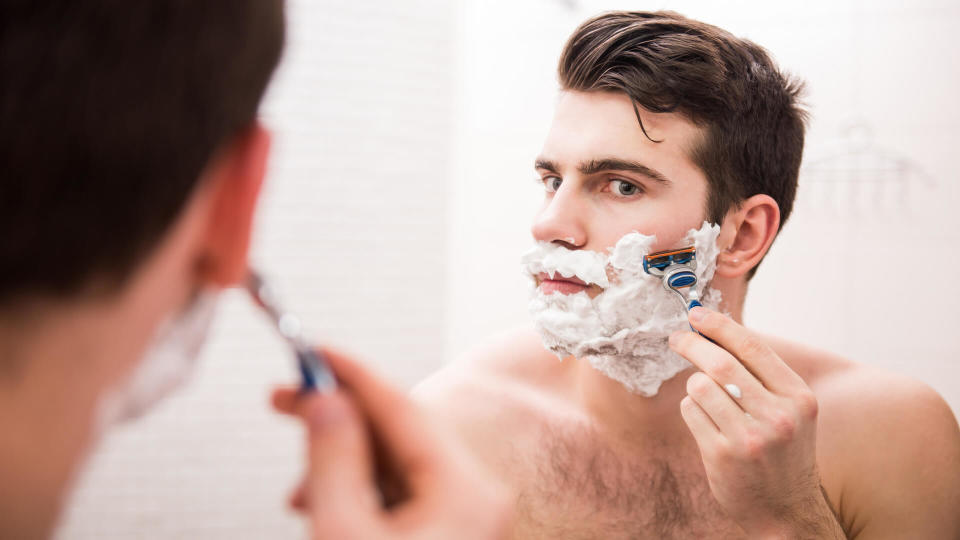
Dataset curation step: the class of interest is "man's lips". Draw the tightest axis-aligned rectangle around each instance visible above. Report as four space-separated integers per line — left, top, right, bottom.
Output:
537 272 592 295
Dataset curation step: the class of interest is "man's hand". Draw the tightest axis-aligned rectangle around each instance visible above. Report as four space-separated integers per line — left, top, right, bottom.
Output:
669 307 846 539
272 348 511 540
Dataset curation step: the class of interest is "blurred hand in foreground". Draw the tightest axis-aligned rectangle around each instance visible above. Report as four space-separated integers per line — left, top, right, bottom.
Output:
272 348 511 540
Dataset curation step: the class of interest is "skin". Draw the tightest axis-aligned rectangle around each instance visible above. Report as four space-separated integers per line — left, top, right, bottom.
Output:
414 90 960 539
0 123 508 540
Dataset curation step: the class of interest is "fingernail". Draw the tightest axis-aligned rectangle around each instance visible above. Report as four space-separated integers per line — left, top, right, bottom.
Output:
308 395 349 429
689 307 707 323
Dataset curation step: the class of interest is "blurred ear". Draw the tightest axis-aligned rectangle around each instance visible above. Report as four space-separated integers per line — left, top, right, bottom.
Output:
714 194 780 279
196 122 270 287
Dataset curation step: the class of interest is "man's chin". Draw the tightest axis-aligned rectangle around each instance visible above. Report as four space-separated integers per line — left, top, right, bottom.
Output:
582 348 692 397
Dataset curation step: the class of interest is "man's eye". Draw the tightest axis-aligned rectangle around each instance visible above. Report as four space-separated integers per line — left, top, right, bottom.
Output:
544 176 563 193
610 179 641 197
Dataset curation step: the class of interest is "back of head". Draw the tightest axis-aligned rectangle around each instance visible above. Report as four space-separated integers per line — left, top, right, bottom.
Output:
558 11 807 278
0 1 284 305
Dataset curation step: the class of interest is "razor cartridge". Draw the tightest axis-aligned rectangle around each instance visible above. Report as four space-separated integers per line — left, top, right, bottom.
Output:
642 246 697 277
643 246 709 337
643 246 700 306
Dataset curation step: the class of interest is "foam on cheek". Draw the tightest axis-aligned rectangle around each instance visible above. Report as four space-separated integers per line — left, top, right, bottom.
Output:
521 222 722 396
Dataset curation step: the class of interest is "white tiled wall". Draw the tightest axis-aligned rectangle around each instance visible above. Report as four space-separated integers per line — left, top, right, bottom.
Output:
57 0 960 538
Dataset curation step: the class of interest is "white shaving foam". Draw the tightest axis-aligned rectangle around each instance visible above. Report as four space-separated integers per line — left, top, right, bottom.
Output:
521 222 722 396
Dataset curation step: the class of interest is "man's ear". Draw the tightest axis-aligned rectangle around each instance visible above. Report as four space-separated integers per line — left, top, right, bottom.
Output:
196 122 271 287
714 194 780 279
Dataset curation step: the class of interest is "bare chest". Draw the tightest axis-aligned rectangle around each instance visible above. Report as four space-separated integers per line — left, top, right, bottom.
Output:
497 427 747 540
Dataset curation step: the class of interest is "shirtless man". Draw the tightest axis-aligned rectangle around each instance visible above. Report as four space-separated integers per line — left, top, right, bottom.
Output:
416 11 960 539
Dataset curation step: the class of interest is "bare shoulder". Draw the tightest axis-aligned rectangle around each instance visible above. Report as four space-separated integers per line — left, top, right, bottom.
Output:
414 326 556 401
767 335 960 538
412 327 572 461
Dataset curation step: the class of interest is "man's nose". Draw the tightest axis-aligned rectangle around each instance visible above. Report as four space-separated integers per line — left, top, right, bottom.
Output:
531 186 587 247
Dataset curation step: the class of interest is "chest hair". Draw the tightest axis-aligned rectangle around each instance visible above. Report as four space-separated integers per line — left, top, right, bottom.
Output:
505 423 746 540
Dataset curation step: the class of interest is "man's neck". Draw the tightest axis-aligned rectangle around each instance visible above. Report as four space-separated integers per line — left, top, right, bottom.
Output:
0 300 152 539
0 376 94 539
572 358 695 444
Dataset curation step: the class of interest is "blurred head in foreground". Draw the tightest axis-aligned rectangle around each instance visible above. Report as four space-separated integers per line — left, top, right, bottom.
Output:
0 2 283 537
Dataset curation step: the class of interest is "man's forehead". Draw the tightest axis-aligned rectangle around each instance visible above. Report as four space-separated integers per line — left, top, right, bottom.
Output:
553 90 647 132
553 90 697 133
546 90 703 163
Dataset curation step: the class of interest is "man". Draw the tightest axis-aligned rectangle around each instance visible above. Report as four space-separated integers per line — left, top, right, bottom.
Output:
415 11 960 539
0 3 507 539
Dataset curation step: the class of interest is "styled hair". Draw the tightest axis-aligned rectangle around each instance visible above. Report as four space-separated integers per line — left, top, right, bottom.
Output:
559 11 807 277
0 1 284 304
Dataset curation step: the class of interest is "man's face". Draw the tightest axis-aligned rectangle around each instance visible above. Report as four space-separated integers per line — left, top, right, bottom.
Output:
532 90 710 294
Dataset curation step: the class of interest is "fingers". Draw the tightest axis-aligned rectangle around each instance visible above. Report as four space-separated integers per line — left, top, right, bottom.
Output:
668 331 769 413
271 386 299 415
298 391 381 539
278 348 514 539
679 395 724 450
685 372 748 436
322 347 443 488
686 308 806 394
288 477 307 514
276 346 445 509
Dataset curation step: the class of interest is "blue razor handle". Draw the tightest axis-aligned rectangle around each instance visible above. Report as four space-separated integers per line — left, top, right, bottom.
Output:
296 347 338 393
246 270 339 394
684 298 716 344
687 299 704 332
666 270 701 330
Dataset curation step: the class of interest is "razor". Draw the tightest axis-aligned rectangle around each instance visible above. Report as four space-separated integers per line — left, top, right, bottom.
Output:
245 269 337 393
643 246 706 334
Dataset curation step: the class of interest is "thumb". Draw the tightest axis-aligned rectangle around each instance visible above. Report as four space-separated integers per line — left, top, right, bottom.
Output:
299 391 381 539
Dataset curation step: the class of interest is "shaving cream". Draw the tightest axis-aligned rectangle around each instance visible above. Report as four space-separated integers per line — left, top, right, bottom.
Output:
95 291 218 431
521 222 722 396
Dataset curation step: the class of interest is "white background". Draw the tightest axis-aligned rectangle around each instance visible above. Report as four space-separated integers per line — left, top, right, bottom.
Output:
57 0 960 538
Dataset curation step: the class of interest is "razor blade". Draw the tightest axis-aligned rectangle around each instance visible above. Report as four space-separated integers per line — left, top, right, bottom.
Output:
642 246 698 277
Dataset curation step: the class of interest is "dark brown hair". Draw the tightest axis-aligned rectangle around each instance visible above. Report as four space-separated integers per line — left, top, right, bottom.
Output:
0 1 284 304
559 11 806 278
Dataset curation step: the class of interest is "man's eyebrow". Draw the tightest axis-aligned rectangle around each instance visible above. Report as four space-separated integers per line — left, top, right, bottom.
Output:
579 158 672 186
534 158 559 173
